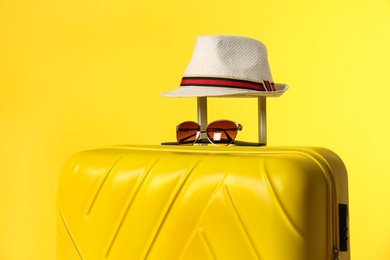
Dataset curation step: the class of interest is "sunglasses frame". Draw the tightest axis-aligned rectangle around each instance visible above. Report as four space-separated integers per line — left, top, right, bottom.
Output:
176 120 243 146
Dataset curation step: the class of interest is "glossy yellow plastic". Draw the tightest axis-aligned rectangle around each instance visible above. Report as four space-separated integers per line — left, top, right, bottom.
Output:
57 145 349 259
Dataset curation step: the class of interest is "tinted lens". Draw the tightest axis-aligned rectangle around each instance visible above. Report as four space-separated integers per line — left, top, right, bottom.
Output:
206 121 238 145
176 121 200 145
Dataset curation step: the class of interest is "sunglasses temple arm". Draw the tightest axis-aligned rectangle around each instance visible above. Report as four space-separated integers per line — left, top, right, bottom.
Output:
221 129 234 142
207 128 235 142
225 130 234 142
178 132 199 143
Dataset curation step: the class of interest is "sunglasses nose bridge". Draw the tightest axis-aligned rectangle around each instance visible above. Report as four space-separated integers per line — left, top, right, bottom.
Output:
198 125 207 140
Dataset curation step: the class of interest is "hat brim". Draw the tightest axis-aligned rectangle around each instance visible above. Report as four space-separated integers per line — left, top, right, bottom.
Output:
160 83 288 98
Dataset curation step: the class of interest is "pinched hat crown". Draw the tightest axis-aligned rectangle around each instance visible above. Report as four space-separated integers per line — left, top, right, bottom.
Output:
161 35 288 97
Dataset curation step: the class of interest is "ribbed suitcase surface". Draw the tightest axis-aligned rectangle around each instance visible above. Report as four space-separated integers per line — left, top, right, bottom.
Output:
57 145 349 260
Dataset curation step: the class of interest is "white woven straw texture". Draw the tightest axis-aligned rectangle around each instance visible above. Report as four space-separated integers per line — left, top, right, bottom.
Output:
161 35 288 98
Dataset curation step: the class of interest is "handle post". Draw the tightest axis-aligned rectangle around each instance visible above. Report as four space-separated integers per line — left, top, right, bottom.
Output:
258 97 267 145
197 97 208 144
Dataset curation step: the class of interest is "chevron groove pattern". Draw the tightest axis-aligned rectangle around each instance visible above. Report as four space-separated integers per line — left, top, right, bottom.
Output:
144 159 202 258
262 163 304 239
86 155 125 216
104 155 163 258
57 146 349 259
57 200 83 259
199 227 217 260
223 184 262 260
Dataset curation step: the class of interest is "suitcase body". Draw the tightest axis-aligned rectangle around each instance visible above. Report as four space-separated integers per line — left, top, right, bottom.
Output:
57 145 350 259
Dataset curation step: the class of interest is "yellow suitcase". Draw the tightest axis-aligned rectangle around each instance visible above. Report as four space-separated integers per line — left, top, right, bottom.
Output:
56 145 350 259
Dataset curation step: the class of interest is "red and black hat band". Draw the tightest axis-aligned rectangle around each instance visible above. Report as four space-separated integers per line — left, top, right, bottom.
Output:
180 77 276 92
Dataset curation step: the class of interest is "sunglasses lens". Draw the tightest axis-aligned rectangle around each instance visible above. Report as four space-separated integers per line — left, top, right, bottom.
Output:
176 121 200 145
207 121 238 145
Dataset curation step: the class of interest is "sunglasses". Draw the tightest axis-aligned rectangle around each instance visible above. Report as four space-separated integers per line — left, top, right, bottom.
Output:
161 120 265 146
176 120 242 146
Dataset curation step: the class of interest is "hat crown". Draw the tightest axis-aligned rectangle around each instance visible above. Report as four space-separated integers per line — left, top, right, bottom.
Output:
160 35 288 98
184 35 273 82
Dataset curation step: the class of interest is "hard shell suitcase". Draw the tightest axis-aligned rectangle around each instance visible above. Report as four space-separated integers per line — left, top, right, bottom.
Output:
56 145 349 260
57 97 350 259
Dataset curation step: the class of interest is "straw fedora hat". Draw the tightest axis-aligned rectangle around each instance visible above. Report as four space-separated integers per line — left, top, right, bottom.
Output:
161 35 288 98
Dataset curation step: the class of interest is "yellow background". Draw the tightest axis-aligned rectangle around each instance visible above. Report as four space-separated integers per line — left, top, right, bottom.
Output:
1 0 389 259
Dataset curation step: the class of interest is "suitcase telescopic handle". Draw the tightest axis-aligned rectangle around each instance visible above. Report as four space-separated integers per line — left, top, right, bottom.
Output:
257 96 267 145
196 97 208 145
196 97 267 145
